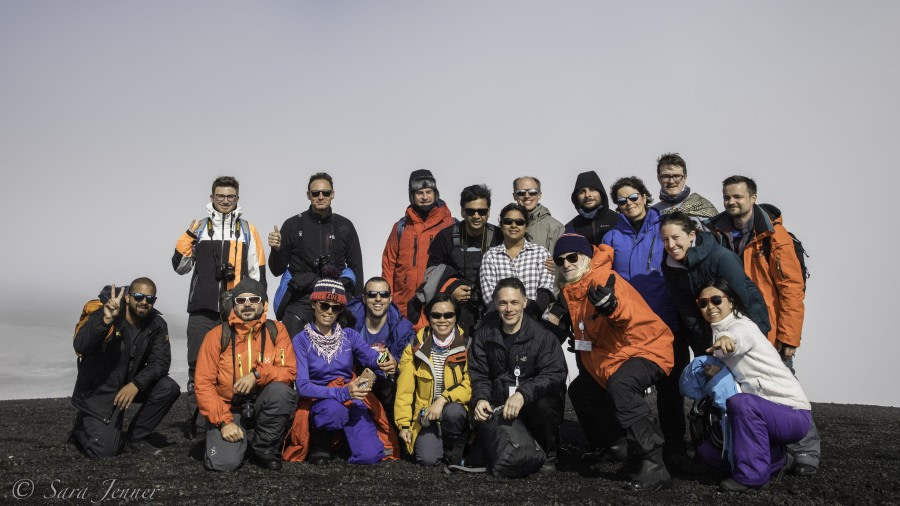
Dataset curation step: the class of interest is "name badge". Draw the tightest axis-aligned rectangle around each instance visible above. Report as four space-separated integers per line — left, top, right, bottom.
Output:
574 340 592 352
508 386 518 397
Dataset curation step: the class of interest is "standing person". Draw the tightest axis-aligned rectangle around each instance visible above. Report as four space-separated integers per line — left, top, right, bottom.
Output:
291 278 397 465
346 276 414 424
172 176 267 435
382 170 454 318
194 278 298 471
555 234 675 492
469 278 568 474
706 175 819 475
269 172 364 337
601 177 689 463
426 184 502 332
651 153 718 220
659 211 770 356
479 203 555 311
512 176 565 265
70 278 180 457
395 293 471 466
564 170 619 245
695 280 811 492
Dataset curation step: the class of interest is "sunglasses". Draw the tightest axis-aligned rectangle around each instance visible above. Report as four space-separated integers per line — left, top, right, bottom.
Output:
131 293 158 304
502 218 526 226
615 193 641 206
514 189 540 197
696 295 729 308
553 253 580 266
316 301 344 313
463 208 489 217
365 290 391 299
429 311 456 320
309 190 333 197
235 296 262 305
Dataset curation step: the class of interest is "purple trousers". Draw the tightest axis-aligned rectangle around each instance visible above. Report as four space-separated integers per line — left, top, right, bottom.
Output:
727 393 811 486
310 398 384 465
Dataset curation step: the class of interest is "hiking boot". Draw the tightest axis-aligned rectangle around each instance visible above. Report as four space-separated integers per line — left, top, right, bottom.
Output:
444 463 487 474
582 439 628 463
624 417 672 492
126 439 162 456
252 452 282 471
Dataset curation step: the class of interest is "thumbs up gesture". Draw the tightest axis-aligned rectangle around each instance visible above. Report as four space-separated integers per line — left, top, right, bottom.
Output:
588 274 618 317
268 225 281 250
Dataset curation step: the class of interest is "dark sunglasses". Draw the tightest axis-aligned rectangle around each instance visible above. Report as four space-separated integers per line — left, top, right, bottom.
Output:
463 208 489 217
553 253 580 266
365 290 391 299
235 296 262 305
429 311 456 320
615 193 641 206
309 190 333 197
317 301 344 313
514 189 540 197
502 218 526 226
696 295 728 309
131 293 158 304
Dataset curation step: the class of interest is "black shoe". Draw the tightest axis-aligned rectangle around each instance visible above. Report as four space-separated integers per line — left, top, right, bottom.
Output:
126 439 162 456
540 456 558 473
64 432 81 453
773 452 795 483
791 463 817 476
444 463 487 474
582 440 629 463
253 452 282 471
308 453 331 466
719 478 769 492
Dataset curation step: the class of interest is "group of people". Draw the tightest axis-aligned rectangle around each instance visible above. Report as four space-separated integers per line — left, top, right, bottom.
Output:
67 153 818 493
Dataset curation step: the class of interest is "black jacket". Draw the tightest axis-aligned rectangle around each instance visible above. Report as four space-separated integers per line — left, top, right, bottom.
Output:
565 171 619 245
72 310 172 423
468 313 567 407
661 231 771 356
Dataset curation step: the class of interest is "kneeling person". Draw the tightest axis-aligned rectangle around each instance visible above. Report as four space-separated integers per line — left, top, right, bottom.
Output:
71 278 180 458
195 278 298 471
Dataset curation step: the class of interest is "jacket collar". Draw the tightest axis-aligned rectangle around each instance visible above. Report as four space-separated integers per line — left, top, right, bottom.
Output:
227 305 269 342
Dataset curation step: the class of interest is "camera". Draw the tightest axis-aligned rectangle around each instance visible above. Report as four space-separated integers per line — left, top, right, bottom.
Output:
232 394 256 424
216 263 236 282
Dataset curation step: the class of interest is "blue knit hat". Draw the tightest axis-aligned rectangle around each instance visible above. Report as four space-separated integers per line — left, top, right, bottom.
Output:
553 233 593 259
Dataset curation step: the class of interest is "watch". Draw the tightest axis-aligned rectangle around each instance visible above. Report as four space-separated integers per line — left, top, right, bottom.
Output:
252 368 260 380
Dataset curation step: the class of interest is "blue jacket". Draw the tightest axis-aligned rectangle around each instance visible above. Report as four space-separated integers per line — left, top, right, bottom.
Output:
680 355 738 464
601 208 679 331
346 296 416 361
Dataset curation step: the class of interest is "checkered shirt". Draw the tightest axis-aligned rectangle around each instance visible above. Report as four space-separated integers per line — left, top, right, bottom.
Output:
479 241 554 305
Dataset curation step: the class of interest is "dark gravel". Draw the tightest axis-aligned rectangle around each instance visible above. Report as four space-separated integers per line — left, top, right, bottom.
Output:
2 397 898 505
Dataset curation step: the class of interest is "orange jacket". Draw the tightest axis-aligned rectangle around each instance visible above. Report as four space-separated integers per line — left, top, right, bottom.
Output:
560 245 674 388
707 207 806 347
194 306 297 427
381 203 454 318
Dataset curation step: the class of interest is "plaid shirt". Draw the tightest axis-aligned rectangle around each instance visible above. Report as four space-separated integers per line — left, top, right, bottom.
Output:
480 241 554 305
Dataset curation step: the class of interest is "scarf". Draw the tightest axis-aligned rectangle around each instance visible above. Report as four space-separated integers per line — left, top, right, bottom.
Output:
659 185 691 205
432 328 456 350
577 206 600 220
305 323 345 364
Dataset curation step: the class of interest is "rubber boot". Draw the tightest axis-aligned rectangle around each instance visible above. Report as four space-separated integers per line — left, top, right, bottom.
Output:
307 427 333 465
624 417 672 492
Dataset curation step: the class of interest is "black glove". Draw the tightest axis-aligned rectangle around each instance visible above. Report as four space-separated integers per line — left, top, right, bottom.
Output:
588 274 618 317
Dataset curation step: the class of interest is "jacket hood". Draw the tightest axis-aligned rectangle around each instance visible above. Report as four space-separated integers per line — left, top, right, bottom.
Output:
529 204 552 222
404 199 452 227
206 202 243 224
683 231 719 267
570 171 610 210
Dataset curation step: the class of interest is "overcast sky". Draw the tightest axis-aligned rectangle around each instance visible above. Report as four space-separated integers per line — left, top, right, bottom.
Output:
1 1 897 406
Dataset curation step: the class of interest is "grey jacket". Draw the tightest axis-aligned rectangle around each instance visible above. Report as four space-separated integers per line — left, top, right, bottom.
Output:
527 204 565 255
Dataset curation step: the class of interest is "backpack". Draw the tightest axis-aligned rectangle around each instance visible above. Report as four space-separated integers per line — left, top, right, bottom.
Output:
757 204 810 291
688 396 724 450
481 416 546 478
73 284 124 358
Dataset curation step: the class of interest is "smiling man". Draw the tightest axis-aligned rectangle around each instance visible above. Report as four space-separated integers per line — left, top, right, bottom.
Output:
268 172 364 337
513 176 565 257
565 171 619 245
651 153 717 220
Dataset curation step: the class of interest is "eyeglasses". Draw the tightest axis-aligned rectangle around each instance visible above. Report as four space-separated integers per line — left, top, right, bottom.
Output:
214 194 238 202
316 301 344 313
235 296 262 305
696 295 728 309
553 253 580 266
502 218 526 226
658 174 685 182
365 290 391 299
309 190 333 198
615 193 641 207
464 208 489 217
514 189 540 198
429 311 456 320
131 293 158 304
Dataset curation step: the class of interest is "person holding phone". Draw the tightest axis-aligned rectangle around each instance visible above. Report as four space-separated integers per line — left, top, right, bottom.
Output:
292 278 395 465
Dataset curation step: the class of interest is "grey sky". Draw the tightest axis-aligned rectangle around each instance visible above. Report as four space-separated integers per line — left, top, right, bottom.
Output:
1 1 897 406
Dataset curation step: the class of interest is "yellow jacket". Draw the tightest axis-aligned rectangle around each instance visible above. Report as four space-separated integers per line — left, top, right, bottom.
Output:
394 326 471 454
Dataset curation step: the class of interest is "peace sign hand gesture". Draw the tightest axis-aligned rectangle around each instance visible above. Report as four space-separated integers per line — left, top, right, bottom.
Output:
102 283 126 325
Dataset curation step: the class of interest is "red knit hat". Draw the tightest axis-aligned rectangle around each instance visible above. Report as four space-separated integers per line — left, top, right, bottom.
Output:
309 278 347 305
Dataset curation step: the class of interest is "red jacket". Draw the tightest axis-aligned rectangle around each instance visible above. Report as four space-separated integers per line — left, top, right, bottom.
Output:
561 245 674 388
381 202 454 317
194 307 296 427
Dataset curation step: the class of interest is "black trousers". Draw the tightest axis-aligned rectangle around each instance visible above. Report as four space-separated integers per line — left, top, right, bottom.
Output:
518 390 565 456
568 357 664 450
187 310 220 430
656 326 691 451
74 376 180 458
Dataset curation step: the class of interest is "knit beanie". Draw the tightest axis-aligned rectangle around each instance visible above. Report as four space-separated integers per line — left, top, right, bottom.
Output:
310 278 348 305
232 277 267 302
553 233 593 259
409 169 439 203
